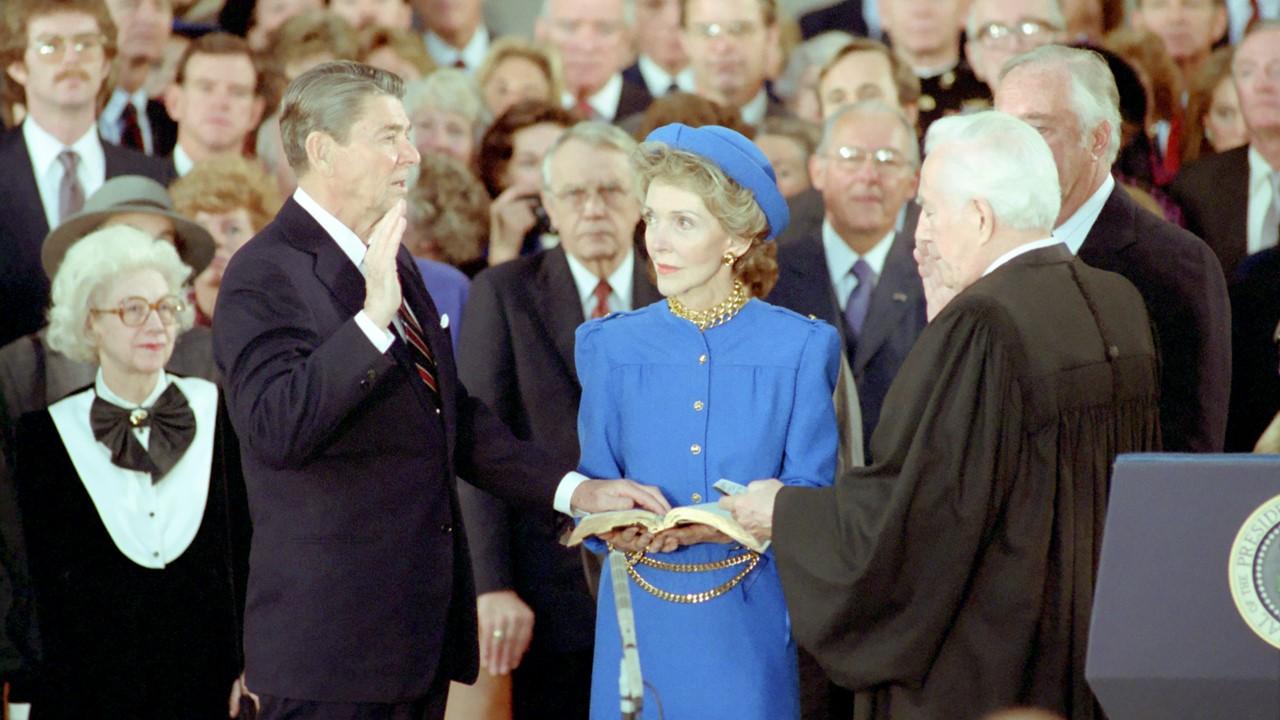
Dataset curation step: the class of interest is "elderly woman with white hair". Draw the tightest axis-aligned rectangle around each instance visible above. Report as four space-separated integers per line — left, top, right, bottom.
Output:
404 68 485 167
6 226 252 719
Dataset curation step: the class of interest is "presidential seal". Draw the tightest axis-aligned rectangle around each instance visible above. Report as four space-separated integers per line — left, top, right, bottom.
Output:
1229 493 1280 649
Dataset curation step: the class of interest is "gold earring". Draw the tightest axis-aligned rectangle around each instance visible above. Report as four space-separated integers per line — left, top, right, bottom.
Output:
723 252 736 267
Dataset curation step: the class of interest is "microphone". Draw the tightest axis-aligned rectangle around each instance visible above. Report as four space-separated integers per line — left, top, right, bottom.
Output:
609 549 644 720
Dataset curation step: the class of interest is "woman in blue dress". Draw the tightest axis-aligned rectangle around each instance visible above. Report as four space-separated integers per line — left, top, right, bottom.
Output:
575 123 841 719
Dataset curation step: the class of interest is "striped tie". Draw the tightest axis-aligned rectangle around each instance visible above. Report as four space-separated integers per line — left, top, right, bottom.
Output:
397 300 439 399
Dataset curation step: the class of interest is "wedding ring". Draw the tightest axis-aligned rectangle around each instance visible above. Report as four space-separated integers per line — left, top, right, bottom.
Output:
492 629 505 639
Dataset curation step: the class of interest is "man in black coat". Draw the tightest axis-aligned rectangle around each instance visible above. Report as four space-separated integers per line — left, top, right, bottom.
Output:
0 0 173 348
997 45 1231 452
456 122 661 719
212 62 664 720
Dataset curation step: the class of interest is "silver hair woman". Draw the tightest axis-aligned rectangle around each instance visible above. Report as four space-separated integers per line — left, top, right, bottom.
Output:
404 69 485 167
9 225 253 716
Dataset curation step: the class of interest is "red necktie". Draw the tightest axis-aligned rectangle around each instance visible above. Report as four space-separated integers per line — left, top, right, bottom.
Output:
452 58 467 69
120 103 145 152
591 280 612 319
574 95 597 122
397 299 439 400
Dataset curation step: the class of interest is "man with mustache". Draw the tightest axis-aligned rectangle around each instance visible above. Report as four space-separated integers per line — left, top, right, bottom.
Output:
0 0 172 348
162 32 266 177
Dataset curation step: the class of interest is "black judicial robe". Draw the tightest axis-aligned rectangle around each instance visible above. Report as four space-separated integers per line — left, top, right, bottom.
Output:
773 246 1161 720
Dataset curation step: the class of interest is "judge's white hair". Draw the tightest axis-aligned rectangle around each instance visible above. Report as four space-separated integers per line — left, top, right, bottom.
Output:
47 226 195 365
1000 45 1122 166
924 110 1061 232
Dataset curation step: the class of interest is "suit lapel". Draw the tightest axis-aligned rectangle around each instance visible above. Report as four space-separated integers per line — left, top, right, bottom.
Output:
533 248 587 379
1078 185 1135 272
1 130 51 244
778 235 844 331
853 230 919 374
279 199 367 318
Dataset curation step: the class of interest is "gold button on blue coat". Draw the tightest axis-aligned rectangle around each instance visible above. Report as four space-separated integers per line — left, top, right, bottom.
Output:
690 443 702 455
693 400 704 411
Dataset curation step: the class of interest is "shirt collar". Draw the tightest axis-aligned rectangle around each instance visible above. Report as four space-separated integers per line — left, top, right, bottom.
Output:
102 87 148 121
173 143 194 176
739 87 769 126
561 72 625 121
424 24 490 71
637 55 694 96
94 369 170 409
564 248 636 310
293 187 368 269
1052 173 1114 255
822 220 895 280
981 237 1062 277
1249 144 1277 193
23 116 101 176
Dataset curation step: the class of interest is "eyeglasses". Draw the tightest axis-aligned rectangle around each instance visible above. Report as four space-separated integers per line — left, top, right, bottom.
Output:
90 296 185 327
689 21 761 39
30 33 107 62
552 182 633 210
826 146 912 172
974 20 1058 48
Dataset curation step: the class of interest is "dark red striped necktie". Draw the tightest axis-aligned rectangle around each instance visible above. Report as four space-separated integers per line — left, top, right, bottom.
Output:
397 299 439 401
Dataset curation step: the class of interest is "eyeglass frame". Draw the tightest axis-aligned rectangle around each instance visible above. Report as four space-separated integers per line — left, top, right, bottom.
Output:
548 181 636 210
28 33 109 63
823 145 916 173
687 20 762 40
89 296 186 327
972 19 1059 47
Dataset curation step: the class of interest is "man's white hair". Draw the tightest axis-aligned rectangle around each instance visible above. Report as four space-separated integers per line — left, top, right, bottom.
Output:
540 120 639 188
540 0 636 26
924 110 1061 232
999 44 1122 166
965 0 1066 41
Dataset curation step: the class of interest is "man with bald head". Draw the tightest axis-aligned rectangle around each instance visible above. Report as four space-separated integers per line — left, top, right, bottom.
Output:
964 0 1066 89
995 44 1230 452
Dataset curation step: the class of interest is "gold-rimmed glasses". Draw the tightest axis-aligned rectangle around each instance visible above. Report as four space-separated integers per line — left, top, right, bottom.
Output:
89 296 185 327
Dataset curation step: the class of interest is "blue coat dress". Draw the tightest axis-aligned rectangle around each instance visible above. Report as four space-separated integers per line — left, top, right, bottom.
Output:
575 298 841 720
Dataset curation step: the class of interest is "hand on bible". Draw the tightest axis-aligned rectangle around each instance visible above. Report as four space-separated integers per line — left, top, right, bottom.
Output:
362 200 408 328
648 524 734 553
719 479 783 542
477 590 535 675
572 478 672 515
599 525 655 553
914 237 960 322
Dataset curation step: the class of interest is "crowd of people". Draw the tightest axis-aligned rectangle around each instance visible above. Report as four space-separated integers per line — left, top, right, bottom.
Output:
0 0 1276 718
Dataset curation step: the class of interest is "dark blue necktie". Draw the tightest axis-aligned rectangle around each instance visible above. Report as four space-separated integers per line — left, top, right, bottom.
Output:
844 259 875 341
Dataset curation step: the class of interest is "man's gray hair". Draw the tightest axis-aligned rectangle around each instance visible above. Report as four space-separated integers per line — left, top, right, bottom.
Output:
280 61 404 175
403 69 484 126
540 121 639 188
924 110 1061 231
965 0 1065 40
540 0 636 27
818 100 921 167
999 45 1122 166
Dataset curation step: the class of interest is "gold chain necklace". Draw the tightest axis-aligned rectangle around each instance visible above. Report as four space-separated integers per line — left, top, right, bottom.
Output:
623 549 761 604
668 280 749 331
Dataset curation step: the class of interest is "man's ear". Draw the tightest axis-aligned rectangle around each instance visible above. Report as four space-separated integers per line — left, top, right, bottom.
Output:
1089 120 1111 162
305 130 333 174
972 197 995 243
163 83 183 121
808 153 826 193
6 61 28 88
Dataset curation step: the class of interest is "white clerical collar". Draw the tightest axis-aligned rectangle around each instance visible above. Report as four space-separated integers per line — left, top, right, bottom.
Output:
561 72 625 121
173 143 195 176
424 24 490 71
565 248 636 312
293 187 368 269
637 54 694 96
739 87 769 126
822 220 894 281
95 369 169 409
23 116 102 182
1052 174 1115 256
982 237 1063 277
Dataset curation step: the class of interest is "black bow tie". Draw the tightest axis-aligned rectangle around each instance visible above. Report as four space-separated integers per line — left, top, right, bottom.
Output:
90 383 196 483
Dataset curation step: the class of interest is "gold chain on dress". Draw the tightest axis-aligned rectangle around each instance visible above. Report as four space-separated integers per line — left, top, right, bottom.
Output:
621 548 761 604
668 280 749 332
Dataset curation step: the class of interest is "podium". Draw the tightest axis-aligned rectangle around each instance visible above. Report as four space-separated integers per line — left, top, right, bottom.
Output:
1087 454 1280 719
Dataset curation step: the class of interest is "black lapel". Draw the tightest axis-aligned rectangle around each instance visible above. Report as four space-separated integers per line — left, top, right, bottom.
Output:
631 251 662 308
0 129 51 244
852 229 920 374
277 199 366 318
777 235 844 331
532 247 587 379
1078 185 1136 271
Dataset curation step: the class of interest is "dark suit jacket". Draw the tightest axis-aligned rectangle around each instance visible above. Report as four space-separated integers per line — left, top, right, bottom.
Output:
212 198 567 703
146 98 178 158
1078 184 1231 452
1167 144 1250 279
0 126 174 348
614 77 655 122
767 204 926 456
455 247 660 654
799 0 870 39
1225 247 1280 450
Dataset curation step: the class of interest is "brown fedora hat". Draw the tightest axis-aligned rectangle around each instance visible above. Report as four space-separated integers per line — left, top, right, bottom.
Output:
41 175 216 279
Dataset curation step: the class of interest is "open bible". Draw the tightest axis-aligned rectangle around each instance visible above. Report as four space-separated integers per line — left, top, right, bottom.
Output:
565 502 769 553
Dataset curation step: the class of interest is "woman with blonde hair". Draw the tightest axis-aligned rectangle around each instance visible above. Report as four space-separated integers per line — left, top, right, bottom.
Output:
576 124 840 718
476 36 564 119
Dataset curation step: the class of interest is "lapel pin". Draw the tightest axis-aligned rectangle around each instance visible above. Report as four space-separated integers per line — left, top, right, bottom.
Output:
439 313 450 329
892 292 908 302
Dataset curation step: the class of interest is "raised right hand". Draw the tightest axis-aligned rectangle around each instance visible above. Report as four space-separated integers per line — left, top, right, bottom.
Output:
913 237 960 322
362 200 408 328
487 183 540 267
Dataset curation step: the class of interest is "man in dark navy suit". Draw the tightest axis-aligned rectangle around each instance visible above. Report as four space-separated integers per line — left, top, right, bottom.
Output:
538 0 652 121
212 62 666 720
0 0 172 348
997 44 1231 452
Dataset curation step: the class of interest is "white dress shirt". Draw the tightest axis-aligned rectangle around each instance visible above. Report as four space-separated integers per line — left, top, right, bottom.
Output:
99 88 154 155
739 87 769 127
173 143 195 177
1247 145 1280 256
1227 0 1279 42
982 237 1064 277
291 188 590 512
565 248 636 317
1052 174 1115 255
23 117 106 228
561 72 625 121
424 25 490 72
47 373 217 569
636 54 694 97
823 221 894 310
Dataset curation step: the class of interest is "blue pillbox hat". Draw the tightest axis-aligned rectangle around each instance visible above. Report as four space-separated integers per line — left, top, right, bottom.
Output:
644 123 790 241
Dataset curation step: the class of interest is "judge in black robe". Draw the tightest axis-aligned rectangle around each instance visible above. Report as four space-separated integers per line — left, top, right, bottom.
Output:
725 110 1161 720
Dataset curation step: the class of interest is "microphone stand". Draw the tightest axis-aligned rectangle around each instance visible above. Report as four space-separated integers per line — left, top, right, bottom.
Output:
609 550 644 720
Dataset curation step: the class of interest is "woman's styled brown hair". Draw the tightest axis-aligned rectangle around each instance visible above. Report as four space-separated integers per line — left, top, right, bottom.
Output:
169 156 282 234
476 99 575 197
